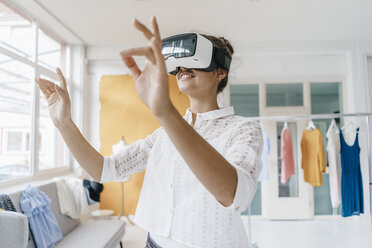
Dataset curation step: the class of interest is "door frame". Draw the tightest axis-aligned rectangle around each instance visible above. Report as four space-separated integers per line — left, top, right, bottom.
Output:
260 82 314 220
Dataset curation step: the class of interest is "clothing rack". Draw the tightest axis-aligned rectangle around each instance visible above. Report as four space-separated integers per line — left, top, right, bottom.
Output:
243 112 372 248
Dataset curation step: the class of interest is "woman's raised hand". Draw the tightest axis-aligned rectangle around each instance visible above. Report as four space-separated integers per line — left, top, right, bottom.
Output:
35 68 72 128
119 16 173 118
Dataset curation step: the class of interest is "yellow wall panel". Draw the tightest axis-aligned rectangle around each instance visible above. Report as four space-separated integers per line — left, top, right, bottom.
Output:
99 74 189 215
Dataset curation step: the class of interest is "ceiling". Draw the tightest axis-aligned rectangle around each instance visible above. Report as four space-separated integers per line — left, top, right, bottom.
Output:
9 0 372 47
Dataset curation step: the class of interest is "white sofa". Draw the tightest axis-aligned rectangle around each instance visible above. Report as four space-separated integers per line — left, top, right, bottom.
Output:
4 181 126 248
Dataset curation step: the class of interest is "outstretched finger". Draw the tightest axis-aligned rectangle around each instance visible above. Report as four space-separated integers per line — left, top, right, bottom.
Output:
119 54 142 80
133 19 153 41
36 78 55 93
38 84 51 99
151 16 161 40
150 37 166 70
36 78 54 87
56 68 67 91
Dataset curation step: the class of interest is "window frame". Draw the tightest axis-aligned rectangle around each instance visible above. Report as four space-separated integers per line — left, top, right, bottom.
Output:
0 1 72 187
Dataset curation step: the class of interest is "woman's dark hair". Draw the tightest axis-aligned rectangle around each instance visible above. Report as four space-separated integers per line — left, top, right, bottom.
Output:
200 34 234 94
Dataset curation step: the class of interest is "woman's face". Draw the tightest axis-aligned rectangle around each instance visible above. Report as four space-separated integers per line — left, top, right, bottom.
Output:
175 67 226 97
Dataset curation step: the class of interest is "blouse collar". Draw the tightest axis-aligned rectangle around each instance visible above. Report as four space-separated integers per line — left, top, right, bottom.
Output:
183 106 235 123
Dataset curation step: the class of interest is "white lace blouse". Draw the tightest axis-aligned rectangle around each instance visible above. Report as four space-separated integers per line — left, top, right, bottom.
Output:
100 106 263 248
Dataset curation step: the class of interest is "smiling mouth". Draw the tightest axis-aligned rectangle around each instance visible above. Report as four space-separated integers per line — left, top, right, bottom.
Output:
179 74 195 80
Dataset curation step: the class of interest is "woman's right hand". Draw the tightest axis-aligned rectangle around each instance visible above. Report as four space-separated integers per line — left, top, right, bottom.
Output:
35 68 72 128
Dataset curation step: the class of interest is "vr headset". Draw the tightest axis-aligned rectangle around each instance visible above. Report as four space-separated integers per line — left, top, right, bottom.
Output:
161 33 231 75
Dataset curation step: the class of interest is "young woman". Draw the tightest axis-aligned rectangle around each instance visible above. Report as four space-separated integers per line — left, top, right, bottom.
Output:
36 16 263 248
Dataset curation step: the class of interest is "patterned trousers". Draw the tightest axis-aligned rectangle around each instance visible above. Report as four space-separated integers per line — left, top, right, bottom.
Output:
145 233 163 248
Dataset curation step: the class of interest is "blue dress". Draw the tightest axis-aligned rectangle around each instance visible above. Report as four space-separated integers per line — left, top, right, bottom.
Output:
339 127 364 217
20 185 63 248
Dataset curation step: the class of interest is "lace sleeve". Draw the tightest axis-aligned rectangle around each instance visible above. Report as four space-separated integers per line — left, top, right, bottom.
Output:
223 120 264 210
100 128 162 183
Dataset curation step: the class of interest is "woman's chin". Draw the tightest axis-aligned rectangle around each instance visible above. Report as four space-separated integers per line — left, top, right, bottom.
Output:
177 81 201 96
177 84 190 93
178 87 189 94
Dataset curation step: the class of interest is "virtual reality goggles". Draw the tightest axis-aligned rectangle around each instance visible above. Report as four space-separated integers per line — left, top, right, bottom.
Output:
161 33 231 75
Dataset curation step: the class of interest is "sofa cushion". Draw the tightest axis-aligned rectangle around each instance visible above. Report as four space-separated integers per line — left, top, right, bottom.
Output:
55 220 126 248
0 211 29 248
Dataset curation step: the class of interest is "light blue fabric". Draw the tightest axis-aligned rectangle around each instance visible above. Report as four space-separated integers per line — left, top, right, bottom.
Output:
20 185 63 248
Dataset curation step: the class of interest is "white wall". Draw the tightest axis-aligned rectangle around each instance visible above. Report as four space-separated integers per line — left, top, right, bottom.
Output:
367 56 372 113
367 56 372 212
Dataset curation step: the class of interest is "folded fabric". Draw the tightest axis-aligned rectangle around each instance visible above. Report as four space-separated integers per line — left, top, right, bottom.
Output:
20 185 62 248
0 194 17 212
83 179 104 204
54 177 89 219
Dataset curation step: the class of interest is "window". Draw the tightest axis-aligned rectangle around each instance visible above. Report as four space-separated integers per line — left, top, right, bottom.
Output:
7 131 23 152
38 29 63 70
3 129 28 153
0 1 68 182
0 3 34 59
230 84 259 117
266 83 304 107
0 52 33 180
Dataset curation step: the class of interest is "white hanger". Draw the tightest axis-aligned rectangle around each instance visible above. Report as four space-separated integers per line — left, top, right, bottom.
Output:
341 118 358 133
306 120 316 131
283 121 288 130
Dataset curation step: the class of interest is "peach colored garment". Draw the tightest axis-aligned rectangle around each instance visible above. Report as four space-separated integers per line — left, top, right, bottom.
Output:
281 127 295 184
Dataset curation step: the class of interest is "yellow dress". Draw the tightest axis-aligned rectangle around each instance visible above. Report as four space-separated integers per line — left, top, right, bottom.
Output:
300 128 326 186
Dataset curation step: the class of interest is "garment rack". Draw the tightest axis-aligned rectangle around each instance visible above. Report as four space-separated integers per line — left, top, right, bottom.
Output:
243 112 372 248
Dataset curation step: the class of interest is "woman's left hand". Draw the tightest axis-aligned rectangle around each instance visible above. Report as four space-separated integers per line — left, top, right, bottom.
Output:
119 16 173 118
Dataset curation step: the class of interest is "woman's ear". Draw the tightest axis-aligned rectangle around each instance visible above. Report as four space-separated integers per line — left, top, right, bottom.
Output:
217 68 227 81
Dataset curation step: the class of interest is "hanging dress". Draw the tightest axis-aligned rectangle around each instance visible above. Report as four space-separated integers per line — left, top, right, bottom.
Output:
326 120 342 209
301 128 326 186
280 127 295 184
339 127 364 217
